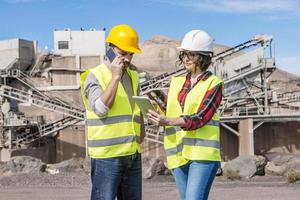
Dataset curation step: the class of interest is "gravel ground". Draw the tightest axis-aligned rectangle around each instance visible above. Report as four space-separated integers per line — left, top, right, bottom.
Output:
0 172 300 200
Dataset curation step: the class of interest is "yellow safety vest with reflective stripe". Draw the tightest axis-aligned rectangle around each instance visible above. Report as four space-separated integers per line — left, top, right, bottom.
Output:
164 74 223 169
80 64 141 159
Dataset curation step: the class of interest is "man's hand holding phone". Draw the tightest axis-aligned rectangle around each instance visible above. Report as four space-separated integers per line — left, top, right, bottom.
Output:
107 47 125 80
111 56 126 80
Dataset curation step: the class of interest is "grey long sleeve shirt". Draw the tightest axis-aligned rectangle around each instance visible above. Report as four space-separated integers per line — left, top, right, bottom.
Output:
83 62 137 117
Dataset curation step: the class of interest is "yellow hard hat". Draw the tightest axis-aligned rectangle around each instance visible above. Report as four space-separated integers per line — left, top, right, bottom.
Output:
106 24 141 53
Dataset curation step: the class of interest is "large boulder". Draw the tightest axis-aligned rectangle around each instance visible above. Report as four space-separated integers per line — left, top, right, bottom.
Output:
142 157 170 179
0 156 46 176
0 161 10 175
223 155 267 179
265 153 300 177
265 161 286 176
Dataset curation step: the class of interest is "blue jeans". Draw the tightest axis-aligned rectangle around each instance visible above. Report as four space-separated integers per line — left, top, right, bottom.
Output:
90 153 142 200
172 161 220 200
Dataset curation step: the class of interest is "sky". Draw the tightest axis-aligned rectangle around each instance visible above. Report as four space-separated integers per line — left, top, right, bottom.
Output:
0 0 300 75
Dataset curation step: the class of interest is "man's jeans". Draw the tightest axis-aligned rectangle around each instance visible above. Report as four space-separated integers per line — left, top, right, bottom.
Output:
172 161 220 200
90 153 142 200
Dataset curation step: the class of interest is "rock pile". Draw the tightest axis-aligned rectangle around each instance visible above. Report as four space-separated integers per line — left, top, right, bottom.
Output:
222 155 267 179
0 156 46 176
142 157 170 179
265 153 300 183
1 154 300 183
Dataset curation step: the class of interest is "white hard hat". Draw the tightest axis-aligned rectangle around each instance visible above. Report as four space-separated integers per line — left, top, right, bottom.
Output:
178 30 214 52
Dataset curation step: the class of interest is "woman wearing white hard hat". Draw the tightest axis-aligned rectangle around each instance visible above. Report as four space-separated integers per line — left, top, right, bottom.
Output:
148 30 223 200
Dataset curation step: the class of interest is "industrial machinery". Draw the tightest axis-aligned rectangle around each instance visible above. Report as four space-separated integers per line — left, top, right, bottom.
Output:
141 35 300 143
1 34 300 153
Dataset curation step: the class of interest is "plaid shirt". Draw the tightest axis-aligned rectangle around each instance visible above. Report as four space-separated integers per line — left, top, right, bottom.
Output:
178 71 223 131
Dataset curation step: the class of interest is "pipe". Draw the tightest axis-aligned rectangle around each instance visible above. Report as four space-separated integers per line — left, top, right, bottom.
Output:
44 68 85 72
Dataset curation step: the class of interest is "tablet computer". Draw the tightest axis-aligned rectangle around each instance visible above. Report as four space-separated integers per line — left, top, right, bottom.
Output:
132 96 156 118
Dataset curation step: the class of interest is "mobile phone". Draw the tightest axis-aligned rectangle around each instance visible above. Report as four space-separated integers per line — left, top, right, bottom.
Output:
106 46 116 62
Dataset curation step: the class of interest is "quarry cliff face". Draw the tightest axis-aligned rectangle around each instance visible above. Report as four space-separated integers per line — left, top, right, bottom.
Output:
268 69 300 93
132 35 230 76
131 36 181 76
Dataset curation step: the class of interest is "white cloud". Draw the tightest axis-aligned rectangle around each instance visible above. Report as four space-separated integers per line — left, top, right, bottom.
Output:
277 56 300 76
156 0 300 14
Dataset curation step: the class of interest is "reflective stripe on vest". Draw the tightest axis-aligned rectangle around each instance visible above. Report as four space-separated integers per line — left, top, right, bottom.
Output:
86 115 141 126
88 135 141 147
164 74 223 169
80 64 141 159
165 119 219 136
165 138 220 157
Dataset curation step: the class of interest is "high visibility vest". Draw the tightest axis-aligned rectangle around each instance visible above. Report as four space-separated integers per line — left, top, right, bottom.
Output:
164 75 223 169
80 64 141 159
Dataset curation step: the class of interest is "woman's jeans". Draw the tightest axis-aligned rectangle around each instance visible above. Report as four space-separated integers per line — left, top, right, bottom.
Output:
172 161 220 200
90 153 142 200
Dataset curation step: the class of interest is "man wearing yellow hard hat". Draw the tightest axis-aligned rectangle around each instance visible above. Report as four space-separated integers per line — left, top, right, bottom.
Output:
80 24 144 200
